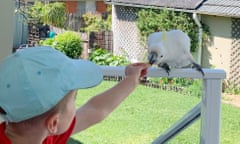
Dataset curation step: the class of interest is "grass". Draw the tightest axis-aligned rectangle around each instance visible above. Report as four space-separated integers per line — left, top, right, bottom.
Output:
69 81 240 144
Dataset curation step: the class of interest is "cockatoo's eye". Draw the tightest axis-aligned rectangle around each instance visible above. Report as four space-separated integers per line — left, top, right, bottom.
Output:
160 55 163 58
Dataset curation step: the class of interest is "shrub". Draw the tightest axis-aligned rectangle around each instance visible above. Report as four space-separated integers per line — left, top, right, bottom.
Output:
54 31 83 59
39 31 83 59
223 81 240 95
147 77 202 97
89 48 129 66
81 12 111 33
39 38 54 46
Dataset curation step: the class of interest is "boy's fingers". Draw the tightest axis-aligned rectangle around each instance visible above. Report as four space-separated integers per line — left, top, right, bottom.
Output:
132 63 150 69
140 69 148 77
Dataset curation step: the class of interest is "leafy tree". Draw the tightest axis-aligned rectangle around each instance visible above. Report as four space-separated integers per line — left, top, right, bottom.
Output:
81 11 112 33
19 1 66 28
42 2 66 27
136 8 210 52
26 1 45 23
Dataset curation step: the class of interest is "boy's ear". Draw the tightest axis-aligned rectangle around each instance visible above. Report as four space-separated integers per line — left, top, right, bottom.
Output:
45 113 60 134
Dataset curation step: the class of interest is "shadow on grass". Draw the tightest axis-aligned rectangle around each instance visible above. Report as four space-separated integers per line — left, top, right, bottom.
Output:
67 137 83 144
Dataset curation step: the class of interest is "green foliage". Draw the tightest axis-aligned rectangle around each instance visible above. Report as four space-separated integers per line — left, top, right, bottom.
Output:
54 31 83 58
81 12 111 33
24 1 66 27
147 77 202 97
174 78 195 87
183 79 202 97
39 38 54 46
224 84 240 95
42 2 66 27
39 31 83 59
202 23 212 45
89 48 129 66
149 77 194 86
136 8 210 52
222 80 240 95
25 1 45 23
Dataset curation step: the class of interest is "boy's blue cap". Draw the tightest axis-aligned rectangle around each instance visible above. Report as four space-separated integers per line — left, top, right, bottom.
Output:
0 46 103 122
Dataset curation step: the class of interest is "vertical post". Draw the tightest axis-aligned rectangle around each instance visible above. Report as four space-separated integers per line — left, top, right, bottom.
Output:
0 0 14 62
0 0 14 123
81 41 89 59
200 78 222 144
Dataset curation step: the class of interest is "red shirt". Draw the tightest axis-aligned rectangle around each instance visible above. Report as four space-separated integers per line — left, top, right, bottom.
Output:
0 117 76 144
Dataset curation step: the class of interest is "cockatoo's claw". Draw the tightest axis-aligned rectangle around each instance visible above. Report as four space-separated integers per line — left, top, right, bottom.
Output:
160 63 171 76
192 63 205 76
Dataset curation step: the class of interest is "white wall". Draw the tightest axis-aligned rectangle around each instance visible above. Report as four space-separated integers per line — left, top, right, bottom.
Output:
0 0 14 62
86 0 96 13
201 15 232 79
0 0 14 123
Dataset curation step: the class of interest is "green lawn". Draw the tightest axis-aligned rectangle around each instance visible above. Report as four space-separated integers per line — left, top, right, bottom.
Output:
69 81 240 144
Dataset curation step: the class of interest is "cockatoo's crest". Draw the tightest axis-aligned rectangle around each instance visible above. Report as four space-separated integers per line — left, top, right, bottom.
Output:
161 31 167 42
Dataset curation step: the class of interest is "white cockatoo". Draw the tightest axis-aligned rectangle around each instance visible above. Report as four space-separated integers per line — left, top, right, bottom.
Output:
147 29 204 76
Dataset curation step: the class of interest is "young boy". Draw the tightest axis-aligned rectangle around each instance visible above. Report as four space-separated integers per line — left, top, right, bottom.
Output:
0 46 149 144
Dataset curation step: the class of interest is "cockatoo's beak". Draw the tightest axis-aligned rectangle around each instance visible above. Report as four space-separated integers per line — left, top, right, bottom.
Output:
148 51 158 65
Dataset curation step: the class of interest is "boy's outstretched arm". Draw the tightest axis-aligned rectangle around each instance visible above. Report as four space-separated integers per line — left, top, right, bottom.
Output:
72 63 150 134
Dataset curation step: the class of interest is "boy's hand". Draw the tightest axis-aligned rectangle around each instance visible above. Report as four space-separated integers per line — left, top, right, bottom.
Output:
125 63 150 82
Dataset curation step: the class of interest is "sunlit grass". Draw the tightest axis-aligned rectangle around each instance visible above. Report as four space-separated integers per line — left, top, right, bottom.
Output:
68 81 240 144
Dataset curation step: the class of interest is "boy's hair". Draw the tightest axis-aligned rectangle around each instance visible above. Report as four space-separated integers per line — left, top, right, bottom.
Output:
0 108 6 115
0 47 103 123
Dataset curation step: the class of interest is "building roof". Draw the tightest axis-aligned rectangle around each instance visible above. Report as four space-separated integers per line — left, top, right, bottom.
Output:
106 0 204 10
198 0 240 18
105 0 240 17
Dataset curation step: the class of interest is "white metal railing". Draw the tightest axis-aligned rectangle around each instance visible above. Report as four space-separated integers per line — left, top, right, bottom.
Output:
101 66 226 144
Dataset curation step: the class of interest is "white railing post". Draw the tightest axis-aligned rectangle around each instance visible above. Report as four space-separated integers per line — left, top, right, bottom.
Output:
200 78 223 144
100 66 226 144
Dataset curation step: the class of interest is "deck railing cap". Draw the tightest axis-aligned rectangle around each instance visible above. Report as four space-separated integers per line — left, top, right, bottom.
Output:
100 66 226 79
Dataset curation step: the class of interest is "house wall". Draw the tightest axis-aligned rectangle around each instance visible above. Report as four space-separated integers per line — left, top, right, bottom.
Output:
67 0 97 14
201 15 232 79
65 1 107 14
0 0 14 62
65 1 78 13
86 0 96 12
96 1 107 13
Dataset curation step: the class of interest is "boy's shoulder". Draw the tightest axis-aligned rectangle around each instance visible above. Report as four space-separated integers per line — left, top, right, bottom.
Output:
0 122 11 144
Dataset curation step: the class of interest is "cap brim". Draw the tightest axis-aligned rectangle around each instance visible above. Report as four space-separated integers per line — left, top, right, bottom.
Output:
65 59 103 90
